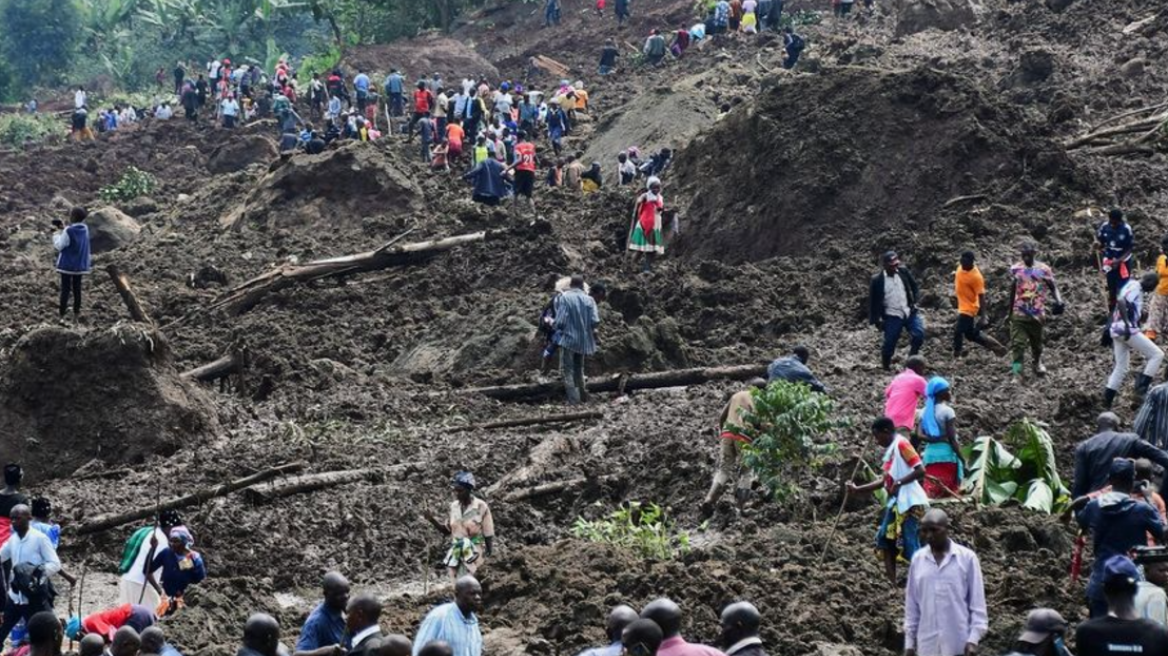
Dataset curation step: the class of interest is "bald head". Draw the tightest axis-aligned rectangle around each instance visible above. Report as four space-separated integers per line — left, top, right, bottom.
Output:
111 626 141 656
140 627 165 655
920 509 951 550
454 576 482 615
27 611 61 651
640 599 682 638
80 634 105 656
322 572 350 611
1098 412 1120 432
720 601 761 640
623 619 665 656
905 355 926 375
377 634 412 656
417 641 454 656
243 613 281 656
606 605 639 642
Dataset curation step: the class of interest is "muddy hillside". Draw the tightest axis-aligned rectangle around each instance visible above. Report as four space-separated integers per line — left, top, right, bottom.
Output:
3 0 1168 653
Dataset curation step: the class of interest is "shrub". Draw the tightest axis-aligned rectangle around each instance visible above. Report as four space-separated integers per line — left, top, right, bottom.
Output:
99 167 157 202
572 502 689 560
0 113 60 148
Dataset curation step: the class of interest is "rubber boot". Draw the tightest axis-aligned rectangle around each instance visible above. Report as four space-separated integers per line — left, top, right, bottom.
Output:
1104 387 1118 409
1136 374 1154 398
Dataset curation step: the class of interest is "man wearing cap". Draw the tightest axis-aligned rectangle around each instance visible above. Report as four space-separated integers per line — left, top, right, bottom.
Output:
904 509 987 656
1012 609 1071 656
869 251 924 371
1097 208 1135 313
1072 412 1168 499
1075 459 1166 617
1076 555 1168 656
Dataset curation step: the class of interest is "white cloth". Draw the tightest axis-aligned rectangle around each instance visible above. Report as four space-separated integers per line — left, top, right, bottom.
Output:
884 434 929 514
0 528 61 604
53 231 69 251
351 626 380 648
120 527 166 586
1109 331 1165 390
74 90 86 109
118 578 161 609
1136 581 1168 626
884 272 911 319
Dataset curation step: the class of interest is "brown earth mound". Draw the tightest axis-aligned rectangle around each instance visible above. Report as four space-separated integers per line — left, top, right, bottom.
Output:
221 142 424 231
344 35 501 82
0 325 218 481
671 66 1083 264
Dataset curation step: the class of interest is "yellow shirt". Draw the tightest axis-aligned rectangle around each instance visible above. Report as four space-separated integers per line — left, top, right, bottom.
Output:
1158 255 1168 296
954 265 985 316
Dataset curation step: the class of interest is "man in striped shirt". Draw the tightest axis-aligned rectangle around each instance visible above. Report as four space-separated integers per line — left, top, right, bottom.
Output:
412 576 482 656
553 276 601 405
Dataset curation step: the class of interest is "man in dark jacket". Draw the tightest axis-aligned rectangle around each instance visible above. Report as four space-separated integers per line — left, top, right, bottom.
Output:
1075 459 1165 618
720 602 767 656
869 251 925 371
766 346 826 393
1072 412 1168 499
344 596 383 656
463 156 508 206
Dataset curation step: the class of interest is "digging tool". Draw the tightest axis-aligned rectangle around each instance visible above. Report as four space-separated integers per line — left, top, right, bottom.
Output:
1070 530 1086 586
816 456 865 566
924 474 963 499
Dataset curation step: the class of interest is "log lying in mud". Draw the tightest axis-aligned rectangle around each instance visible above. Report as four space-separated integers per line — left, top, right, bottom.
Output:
244 462 423 503
180 347 248 382
449 411 604 432
1066 104 1168 154
502 475 621 502
106 265 153 325
75 462 305 534
456 363 769 401
197 229 497 317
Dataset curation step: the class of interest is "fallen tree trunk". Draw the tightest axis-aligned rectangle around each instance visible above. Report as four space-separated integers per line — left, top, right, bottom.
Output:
503 475 621 502
244 468 386 503
106 265 153 324
75 462 305 534
203 229 496 317
455 363 769 401
450 411 603 432
181 348 248 382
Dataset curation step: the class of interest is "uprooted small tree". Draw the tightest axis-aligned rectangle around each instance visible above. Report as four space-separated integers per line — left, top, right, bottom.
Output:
961 419 1070 513
731 381 841 499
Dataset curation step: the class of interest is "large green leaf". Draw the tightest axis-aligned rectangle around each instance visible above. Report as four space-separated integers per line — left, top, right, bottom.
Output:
1021 478 1055 513
1006 419 1070 513
961 435 1021 505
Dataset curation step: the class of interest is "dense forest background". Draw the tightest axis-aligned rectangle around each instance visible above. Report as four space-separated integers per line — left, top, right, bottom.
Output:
0 0 501 101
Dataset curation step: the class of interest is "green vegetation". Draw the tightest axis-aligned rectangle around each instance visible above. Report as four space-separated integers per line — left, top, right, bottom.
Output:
732 380 841 500
0 113 62 148
0 0 83 97
572 502 690 560
961 419 1070 513
99 166 158 202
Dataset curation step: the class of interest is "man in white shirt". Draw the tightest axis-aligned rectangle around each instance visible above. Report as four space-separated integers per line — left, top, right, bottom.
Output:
0 505 62 645
74 87 87 110
1135 549 1168 625
904 509 988 656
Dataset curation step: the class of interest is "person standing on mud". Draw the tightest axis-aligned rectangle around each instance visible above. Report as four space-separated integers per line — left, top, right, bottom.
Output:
953 251 1007 358
627 177 667 273
614 0 630 25
146 527 206 616
846 417 929 586
719 602 767 656
1074 459 1165 617
1106 272 1163 408
869 251 924 372
1072 412 1168 499
641 598 726 656
700 379 767 519
917 377 965 499
424 472 494 584
508 131 539 218
1007 243 1062 378
118 509 182 610
1098 208 1135 313
293 572 349 656
412 576 483 656
0 504 63 647
576 605 639 656
904 509 988 656
884 356 927 434
553 276 601 404
53 207 91 323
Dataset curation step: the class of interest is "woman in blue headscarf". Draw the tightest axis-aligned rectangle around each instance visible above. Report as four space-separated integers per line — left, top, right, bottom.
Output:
919 376 966 498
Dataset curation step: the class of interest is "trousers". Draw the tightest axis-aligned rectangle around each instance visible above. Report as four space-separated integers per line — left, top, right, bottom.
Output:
59 273 82 316
1109 331 1165 390
1009 315 1043 364
881 312 925 368
561 349 586 404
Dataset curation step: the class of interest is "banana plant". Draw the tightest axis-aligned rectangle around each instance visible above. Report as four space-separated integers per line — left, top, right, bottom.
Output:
961 420 1069 513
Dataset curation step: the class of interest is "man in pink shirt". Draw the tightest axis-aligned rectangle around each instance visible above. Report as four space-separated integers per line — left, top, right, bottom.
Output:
641 599 726 656
885 355 928 432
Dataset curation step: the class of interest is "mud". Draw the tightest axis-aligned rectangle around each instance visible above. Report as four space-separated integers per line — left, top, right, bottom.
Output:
2 0 1168 653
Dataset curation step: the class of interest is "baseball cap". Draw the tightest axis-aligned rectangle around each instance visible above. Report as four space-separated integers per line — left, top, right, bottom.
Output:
882 250 900 265
1102 554 1140 589
1017 609 1067 644
1110 458 1136 484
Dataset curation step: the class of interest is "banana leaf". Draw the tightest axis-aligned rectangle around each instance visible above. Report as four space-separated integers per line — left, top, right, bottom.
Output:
1006 419 1070 512
1021 478 1055 513
961 436 1021 505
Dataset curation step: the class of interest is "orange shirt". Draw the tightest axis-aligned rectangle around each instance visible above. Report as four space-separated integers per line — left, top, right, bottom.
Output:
446 122 464 146
575 89 589 111
954 265 985 317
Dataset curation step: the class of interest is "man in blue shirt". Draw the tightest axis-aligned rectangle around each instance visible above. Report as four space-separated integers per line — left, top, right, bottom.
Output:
384 69 405 117
412 576 483 656
1097 207 1135 312
354 69 371 113
576 606 638 656
141 626 184 656
1075 458 1165 618
553 276 601 405
293 572 349 656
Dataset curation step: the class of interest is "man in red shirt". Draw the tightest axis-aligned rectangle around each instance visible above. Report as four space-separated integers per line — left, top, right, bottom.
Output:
408 80 434 143
507 131 538 218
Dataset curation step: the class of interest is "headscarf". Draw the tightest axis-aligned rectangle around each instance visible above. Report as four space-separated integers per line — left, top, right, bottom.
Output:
453 471 476 491
169 526 194 548
645 176 663 202
920 376 951 439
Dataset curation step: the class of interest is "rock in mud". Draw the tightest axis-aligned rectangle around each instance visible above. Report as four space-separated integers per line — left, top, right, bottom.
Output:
207 134 279 174
0 326 217 481
87 206 142 252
